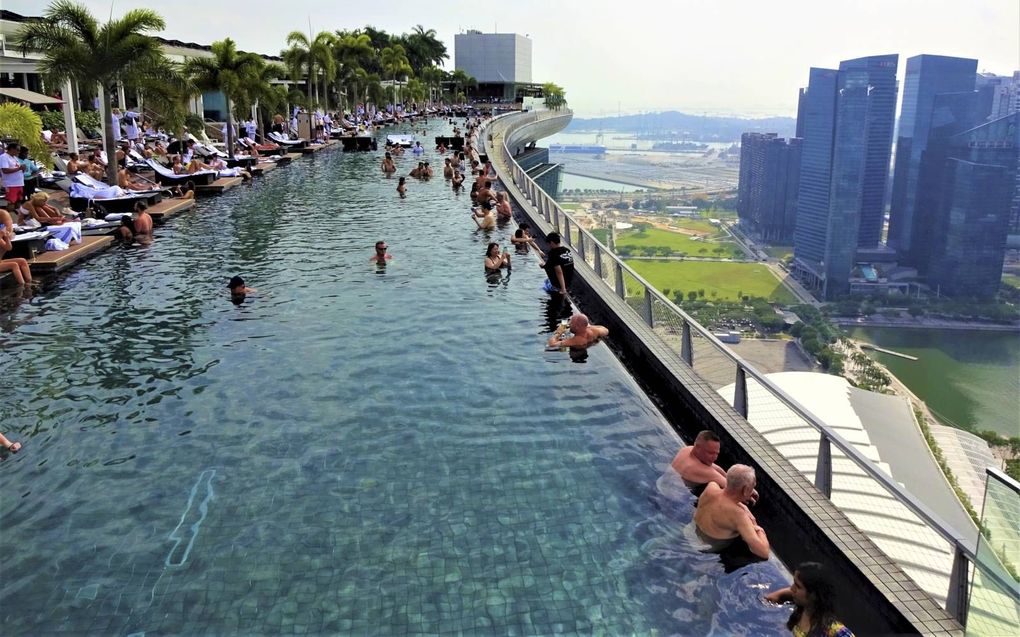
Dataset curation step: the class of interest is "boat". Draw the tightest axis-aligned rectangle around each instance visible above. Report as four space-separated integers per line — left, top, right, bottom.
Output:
549 144 607 155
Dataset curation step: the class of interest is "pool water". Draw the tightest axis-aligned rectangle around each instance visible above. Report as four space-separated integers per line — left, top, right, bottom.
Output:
0 121 790 635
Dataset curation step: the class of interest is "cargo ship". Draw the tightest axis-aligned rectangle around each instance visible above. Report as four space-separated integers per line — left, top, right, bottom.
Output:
549 144 608 154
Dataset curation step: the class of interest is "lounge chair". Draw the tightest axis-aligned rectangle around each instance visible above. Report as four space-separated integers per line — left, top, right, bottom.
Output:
267 132 308 149
145 159 216 186
74 173 163 196
66 177 162 213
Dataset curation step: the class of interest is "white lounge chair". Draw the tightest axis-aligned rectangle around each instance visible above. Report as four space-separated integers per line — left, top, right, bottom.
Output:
145 159 216 186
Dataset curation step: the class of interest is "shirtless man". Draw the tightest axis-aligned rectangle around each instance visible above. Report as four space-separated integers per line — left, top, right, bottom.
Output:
380 152 396 173
495 192 512 219
451 171 464 190
547 313 608 349
118 166 150 191
693 465 770 559
443 158 454 179
370 240 392 263
66 153 85 175
397 177 407 198
476 180 494 203
671 430 759 503
132 201 153 236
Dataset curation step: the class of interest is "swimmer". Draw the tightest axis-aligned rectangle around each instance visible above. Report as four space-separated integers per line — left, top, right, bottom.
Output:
227 275 255 299
484 242 511 271
510 222 544 257
547 313 608 349
495 192 512 219
397 176 407 198
766 562 856 637
380 152 396 173
671 430 759 503
370 240 392 263
471 202 495 230
693 464 769 559
451 171 465 190
443 158 454 179
132 201 153 236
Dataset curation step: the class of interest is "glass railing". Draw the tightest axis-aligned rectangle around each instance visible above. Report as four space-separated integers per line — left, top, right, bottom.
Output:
482 110 1020 629
966 468 1020 635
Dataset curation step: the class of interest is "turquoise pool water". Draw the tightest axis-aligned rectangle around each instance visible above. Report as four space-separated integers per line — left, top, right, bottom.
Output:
0 122 790 635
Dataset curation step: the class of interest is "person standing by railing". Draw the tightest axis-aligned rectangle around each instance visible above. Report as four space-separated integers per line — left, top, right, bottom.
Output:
539 232 573 296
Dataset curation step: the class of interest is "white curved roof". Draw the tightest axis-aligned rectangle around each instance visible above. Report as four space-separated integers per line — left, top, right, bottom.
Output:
718 372 954 605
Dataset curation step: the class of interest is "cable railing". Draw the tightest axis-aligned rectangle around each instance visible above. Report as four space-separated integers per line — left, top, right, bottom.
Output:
481 109 1019 628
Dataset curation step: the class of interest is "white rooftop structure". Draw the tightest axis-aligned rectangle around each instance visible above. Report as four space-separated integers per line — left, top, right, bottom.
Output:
454 31 532 84
719 372 962 606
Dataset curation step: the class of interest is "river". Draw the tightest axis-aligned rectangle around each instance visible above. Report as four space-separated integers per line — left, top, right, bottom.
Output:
849 327 1020 437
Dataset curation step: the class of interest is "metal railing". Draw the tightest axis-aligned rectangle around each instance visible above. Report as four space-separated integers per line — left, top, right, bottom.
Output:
481 110 1019 627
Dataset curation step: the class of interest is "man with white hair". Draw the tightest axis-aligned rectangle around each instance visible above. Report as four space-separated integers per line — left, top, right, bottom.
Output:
693 464 770 559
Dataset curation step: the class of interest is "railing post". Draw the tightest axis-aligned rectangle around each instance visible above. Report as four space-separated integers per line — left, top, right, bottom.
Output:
734 366 748 418
577 231 586 262
614 262 625 299
643 288 654 326
681 321 693 366
553 206 560 233
544 198 551 222
814 436 832 498
594 244 603 278
946 547 970 626
562 217 571 246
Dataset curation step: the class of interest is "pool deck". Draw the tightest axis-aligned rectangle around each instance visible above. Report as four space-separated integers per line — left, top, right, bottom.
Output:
195 177 244 196
1 140 337 290
148 197 197 222
28 236 115 274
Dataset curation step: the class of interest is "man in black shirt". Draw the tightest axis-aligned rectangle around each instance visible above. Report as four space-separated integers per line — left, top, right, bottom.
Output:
540 232 573 296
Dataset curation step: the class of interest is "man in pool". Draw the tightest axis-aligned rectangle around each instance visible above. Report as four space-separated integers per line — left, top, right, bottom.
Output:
370 241 392 262
693 464 770 559
672 430 759 502
547 313 608 349
227 275 255 300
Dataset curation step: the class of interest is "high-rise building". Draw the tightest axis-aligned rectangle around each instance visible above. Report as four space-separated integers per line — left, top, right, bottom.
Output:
976 71 1020 121
792 55 898 299
924 113 1019 299
454 31 533 101
888 55 978 264
737 133 802 242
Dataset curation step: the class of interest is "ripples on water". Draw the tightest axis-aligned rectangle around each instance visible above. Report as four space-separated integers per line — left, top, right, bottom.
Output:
0 122 790 635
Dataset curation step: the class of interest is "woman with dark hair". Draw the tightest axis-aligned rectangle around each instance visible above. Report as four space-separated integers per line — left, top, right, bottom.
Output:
484 242 511 271
766 562 855 636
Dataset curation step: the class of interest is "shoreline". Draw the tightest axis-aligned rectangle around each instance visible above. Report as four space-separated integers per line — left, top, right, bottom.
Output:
834 317 1020 332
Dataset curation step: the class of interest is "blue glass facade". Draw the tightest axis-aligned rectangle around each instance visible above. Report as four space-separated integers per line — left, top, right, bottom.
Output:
738 133 802 242
925 113 1019 299
793 56 898 299
888 55 978 265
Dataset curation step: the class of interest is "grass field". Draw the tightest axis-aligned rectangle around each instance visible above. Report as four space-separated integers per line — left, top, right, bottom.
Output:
624 259 797 303
1003 273 1020 290
616 225 740 257
559 202 582 211
666 218 719 234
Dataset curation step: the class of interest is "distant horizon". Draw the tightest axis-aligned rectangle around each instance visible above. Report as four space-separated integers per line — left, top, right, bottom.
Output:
4 0 1016 118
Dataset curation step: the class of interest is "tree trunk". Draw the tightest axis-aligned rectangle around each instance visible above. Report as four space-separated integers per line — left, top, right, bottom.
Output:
225 93 235 160
101 84 118 186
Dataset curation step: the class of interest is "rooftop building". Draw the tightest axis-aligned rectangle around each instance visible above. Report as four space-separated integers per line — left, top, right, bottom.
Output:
454 31 537 102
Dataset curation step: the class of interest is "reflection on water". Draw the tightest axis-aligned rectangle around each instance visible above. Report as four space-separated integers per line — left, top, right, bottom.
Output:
0 122 790 635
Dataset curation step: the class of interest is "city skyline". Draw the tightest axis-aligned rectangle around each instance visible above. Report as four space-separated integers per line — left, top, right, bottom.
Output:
3 0 1017 118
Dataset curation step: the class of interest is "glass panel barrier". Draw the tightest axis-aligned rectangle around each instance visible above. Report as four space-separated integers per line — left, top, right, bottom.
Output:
967 469 1020 635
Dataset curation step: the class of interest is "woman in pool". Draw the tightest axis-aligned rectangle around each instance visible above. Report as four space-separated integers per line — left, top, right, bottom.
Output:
484 242 511 271
766 562 855 637
380 152 396 173
397 176 406 198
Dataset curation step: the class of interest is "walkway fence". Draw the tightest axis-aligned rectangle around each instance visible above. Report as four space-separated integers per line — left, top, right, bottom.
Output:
482 109 1020 629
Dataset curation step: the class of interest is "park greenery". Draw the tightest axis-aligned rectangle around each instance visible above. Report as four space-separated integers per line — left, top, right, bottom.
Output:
823 293 1020 323
615 224 743 259
625 259 797 304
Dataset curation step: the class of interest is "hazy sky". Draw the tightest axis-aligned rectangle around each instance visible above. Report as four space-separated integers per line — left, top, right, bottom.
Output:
6 0 1018 118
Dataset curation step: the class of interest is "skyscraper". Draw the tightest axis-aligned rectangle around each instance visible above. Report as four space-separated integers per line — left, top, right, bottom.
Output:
888 55 978 265
924 113 1019 299
792 55 898 299
737 133 802 242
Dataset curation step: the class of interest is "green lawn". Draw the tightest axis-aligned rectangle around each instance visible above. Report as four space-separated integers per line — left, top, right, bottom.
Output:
1003 273 1020 290
616 226 740 257
624 259 797 303
559 202 582 211
667 218 719 234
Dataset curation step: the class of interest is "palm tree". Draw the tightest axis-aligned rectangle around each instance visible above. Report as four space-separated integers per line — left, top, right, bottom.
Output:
332 32 374 113
15 0 166 184
379 44 412 106
401 25 448 76
451 70 476 103
419 66 444 106
282 31 334 107
183 38 263 159
128 57 196 144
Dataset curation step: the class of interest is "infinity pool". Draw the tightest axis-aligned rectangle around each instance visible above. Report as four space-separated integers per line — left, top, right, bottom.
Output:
0 121 790 635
